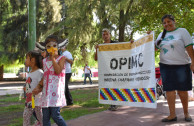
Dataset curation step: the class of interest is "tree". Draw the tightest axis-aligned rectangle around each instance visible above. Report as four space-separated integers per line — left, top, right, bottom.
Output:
135 0 194 35
0 0 193 68
0 0 65 64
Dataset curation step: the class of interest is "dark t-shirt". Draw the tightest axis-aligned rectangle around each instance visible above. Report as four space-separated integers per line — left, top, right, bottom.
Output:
110 40 118 43
95 40 118 61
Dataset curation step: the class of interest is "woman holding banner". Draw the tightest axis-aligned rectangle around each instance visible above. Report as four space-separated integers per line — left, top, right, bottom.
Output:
155 14 194 122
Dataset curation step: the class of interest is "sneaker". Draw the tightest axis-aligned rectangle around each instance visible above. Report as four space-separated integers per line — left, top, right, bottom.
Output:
108 105 118 111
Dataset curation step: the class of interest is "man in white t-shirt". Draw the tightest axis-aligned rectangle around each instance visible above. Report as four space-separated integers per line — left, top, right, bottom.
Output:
83 63 92 84
61 46 74 106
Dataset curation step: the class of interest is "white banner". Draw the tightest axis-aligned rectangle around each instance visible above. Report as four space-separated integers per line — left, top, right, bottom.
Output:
98 33 156 108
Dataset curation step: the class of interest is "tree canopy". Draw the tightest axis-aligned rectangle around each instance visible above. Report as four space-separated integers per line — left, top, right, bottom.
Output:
0 0 193 68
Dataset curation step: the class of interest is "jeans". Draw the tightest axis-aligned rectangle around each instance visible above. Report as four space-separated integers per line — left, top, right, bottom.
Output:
84 73 92 84
42 107 66 126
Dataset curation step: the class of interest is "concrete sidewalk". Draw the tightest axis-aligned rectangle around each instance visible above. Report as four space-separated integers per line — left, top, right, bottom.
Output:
0 81 98 96
61 97 194 126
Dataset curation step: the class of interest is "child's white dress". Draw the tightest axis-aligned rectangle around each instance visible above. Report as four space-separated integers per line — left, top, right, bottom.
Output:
41 56 66 107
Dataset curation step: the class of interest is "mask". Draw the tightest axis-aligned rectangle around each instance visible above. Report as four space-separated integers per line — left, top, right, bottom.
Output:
46 42 58 55
47 47 58 55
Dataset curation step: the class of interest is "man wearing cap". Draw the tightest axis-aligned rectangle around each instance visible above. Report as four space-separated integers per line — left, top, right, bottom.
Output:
95 28 118 111
61 46 74 106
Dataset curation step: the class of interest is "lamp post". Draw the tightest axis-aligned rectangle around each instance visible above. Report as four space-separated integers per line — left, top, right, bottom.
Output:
28 0 36 51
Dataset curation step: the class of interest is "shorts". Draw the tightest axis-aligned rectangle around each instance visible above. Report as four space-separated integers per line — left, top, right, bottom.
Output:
159 63 192 91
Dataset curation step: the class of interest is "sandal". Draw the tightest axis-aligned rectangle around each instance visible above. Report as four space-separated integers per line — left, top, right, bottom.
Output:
185 116 192 122
161 116 177 122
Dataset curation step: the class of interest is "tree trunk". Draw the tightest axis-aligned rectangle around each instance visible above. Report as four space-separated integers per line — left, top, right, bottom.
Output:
129 30 134 40
119 0 134 42
0 65 3 80
119 9 125 42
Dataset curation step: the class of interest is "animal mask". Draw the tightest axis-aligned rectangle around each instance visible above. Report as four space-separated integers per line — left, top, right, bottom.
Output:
36 39 69 51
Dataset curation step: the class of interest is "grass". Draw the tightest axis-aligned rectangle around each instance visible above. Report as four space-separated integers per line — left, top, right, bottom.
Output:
0 104 24 114
0 95 21 102
0 87 109 126
8 118 23 126
61 88 109 121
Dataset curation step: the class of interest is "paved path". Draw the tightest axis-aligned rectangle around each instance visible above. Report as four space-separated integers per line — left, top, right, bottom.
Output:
0 81 98 96
57 97 194 126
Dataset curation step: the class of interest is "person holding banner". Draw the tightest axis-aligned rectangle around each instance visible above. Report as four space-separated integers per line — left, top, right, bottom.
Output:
95 28 117 61
155 14 194 122
95 28 118 111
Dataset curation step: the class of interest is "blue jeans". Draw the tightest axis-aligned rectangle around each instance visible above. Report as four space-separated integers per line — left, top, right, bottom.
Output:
84 73 92 84
42 107 66 126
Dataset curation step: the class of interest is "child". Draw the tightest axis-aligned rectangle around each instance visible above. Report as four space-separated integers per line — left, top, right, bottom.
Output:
33 35 67 126
23 51 43 126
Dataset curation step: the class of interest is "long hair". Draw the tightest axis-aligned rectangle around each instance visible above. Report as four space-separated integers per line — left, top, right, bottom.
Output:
156 14 175 46
156 29 167 46
26 51 43 69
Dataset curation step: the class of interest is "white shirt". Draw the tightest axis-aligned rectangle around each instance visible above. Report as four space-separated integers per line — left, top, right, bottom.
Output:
84 66 90 74
62 50 73 73
26 69 43 106
155 28 193 65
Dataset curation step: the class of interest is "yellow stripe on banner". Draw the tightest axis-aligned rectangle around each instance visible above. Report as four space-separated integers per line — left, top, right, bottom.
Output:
99 34 153 51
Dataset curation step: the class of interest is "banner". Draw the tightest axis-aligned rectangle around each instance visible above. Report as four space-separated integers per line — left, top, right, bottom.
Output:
98 33 156 108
